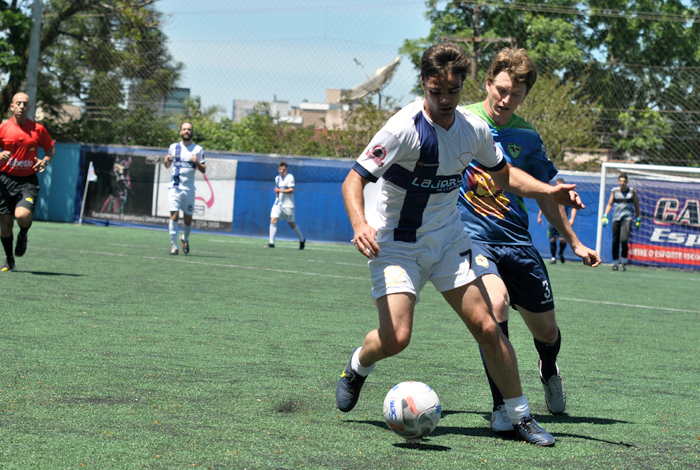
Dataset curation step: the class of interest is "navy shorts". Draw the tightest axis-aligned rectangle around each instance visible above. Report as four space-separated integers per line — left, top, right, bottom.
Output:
0 172 40 215
547 223 562 239
472 241 555 313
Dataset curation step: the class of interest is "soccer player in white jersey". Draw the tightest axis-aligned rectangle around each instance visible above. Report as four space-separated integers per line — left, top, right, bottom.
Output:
264 161 305 249
335 43 586 446
164 122 205 255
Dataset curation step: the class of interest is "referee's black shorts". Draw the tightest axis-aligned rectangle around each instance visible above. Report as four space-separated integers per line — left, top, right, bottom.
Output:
0 172 40 215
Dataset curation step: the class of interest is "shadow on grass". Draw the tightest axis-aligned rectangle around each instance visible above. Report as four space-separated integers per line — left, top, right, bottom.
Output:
344 411 635 448
17 270 85 277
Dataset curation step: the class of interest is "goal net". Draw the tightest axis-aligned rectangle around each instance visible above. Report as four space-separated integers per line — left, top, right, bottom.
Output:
596 162 700 270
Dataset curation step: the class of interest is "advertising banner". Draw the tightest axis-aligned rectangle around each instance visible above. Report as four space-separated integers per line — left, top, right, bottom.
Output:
628 179 700 269
82 148 236 231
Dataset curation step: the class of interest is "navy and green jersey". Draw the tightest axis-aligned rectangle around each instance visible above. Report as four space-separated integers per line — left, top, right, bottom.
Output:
458 102 557 245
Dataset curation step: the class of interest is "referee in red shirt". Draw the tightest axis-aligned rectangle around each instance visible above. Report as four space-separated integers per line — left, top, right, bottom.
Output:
0 92 55 271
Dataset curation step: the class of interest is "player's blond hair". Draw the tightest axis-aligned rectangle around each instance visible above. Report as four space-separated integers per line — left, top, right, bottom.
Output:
487 48 537 93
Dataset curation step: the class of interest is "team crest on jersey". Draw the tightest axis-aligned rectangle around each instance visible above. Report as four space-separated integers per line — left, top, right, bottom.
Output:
507 143 522 159
366 145 387 168
457 151 473 168
475 254 489 268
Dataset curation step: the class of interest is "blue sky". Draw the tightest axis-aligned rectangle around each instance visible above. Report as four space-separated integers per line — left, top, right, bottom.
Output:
156 1 433 117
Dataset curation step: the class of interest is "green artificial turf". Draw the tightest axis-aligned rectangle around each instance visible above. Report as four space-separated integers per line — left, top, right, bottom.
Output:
0 222 697 468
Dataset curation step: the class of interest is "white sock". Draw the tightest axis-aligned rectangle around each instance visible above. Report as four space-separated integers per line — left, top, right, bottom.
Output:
183 224 191 240
293 225 304 241
621 257 627 265
504 395 530 425
351 347 375 377
169 220 178 246
613 260 619 266
269 224 277 244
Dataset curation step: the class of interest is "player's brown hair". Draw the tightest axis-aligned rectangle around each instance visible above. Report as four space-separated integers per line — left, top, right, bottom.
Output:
487 48 537 93
421 43 470 82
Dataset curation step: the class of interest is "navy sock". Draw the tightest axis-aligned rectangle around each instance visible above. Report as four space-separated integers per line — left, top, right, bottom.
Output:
559 240 566 255
550 240 556 258
535 328 561 380
479 320 509 410
19 224 31 237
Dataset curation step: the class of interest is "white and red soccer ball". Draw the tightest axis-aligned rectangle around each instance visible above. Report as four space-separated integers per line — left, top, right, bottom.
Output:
383 381 441 439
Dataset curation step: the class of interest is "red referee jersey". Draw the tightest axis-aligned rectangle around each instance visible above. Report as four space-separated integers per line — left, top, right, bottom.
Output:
0 118 54 177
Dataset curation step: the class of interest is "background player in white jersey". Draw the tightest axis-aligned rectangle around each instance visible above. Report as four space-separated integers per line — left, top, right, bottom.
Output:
335 42 586 447
164 122 205 255
264 161 305 249
459 48 601 434
602 173 641 270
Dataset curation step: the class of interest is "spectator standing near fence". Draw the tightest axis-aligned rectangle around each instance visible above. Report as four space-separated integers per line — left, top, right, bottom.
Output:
265 161 305 249
0 92 55 272
602 173 641 271
164 122 205 255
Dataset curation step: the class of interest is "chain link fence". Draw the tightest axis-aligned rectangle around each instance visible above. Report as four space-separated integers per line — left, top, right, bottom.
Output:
41 1 700 169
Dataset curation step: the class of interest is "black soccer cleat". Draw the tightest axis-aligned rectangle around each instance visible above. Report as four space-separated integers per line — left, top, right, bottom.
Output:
299 239 305 250
264 243 275 248
1 257 15 272
15 234 28 257
513 416 555 446
335 348 366 412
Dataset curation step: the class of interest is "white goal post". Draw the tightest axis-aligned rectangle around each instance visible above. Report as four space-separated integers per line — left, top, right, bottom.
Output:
597 162 700 269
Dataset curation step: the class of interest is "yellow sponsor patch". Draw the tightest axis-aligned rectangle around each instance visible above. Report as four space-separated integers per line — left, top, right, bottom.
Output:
475 254 489 268
26 197 34 204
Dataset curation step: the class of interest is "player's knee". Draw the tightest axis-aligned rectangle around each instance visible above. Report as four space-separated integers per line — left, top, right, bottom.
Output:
378 330 411 357
472 318 503 347
270 218 278 225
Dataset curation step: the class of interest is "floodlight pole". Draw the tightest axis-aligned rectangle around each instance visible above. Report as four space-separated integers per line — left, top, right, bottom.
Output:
26 0 43 120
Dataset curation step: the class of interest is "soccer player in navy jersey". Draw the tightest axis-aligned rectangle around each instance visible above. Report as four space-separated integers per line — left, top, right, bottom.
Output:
458 48 601 433
335 43 586 446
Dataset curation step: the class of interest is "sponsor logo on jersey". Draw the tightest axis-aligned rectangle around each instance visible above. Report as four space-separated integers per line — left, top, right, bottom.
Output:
507 143 522 159
475 254 489 268
410 176 461 192
366 145 387 168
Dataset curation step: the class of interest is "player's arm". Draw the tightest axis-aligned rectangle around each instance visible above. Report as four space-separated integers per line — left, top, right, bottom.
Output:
569 208 577 226
34 146 55 172
490 163 584 210
633 189 640 217
538 199 601 267
164 152 173 168
342 169 378 259
537 209 544 225
196 157 205 173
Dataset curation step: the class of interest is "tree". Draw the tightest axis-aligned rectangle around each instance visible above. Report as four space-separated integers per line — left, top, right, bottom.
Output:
401 0 700 166
0 0 181 146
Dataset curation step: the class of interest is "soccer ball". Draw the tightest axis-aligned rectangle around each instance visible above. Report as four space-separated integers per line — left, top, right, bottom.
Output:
383 381 441 439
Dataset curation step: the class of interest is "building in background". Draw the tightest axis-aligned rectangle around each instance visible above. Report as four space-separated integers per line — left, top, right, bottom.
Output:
233 89 359 130
127 86 190 117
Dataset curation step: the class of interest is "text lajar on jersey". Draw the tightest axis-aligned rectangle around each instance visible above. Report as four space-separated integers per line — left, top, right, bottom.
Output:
410 175 462 193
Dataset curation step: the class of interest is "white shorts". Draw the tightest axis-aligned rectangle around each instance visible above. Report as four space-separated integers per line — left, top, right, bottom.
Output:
368 220 482 303
169 187 195 216
270 204 295 223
